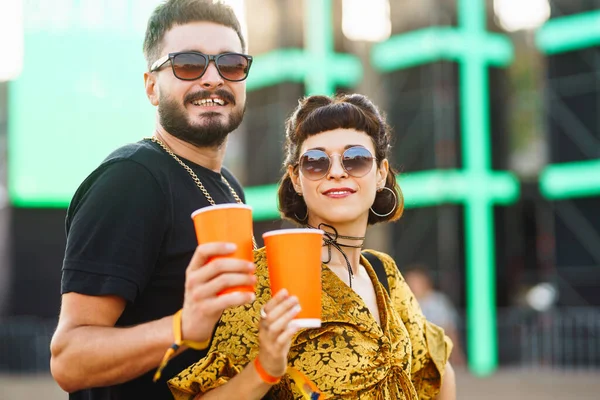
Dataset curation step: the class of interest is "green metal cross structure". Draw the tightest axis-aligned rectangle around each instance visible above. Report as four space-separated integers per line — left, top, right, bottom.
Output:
245 0 362 95
536 10 600 201
370 0 519 376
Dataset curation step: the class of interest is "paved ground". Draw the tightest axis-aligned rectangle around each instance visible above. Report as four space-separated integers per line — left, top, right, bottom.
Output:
1 369 599 399
456 368 600 399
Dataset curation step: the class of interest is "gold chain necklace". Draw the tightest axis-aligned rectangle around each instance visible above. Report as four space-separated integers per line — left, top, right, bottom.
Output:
146 136 258 249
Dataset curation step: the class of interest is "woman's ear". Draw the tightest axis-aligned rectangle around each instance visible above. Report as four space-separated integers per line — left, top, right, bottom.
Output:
288 165 302 195
377 159 390 188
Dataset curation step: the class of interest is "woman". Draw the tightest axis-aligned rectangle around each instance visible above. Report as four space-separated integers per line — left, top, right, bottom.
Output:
168 94 456 399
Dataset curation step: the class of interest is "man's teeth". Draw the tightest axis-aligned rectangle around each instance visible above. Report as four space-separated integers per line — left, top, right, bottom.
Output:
192 98 225 106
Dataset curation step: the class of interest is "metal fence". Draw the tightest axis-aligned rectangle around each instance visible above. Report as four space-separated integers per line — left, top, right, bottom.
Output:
490 307 600 370
1 307 599 373
515 308 600 370
0 316 56 373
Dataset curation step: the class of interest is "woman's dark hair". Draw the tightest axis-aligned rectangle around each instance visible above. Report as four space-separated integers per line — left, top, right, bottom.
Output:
278 93 404 225
143 0 246 70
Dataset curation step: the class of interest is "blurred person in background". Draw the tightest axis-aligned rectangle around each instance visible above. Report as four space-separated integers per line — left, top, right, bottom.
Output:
404 265 466 368
168 94 456 399
49 1 256 399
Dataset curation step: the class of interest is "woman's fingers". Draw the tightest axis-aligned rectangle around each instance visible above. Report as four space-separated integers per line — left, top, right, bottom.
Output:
257 291 302 378
260 292 301 354
263 290 297 321
268 303 301 335
275 323 301 347
261 289 289 315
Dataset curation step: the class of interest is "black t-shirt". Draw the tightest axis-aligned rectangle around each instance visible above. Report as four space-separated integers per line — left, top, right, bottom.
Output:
62 139 246 400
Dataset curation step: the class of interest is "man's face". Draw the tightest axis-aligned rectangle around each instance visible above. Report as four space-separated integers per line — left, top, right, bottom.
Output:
152 22 247 148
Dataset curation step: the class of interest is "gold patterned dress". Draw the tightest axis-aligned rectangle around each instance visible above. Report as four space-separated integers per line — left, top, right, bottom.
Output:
168 248 452 399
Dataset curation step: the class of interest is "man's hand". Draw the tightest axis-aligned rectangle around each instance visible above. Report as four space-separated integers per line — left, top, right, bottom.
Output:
181 242 256 343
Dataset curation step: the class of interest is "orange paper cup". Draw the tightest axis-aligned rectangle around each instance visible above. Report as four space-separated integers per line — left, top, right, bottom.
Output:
263 228 324 329
191 204 254 295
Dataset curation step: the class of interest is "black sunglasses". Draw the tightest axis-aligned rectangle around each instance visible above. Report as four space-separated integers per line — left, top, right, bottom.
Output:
150 51 253 82
298 146 376 181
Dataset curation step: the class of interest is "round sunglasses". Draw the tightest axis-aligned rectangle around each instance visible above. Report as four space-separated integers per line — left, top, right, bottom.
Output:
298 146 376 181
150 51 253 82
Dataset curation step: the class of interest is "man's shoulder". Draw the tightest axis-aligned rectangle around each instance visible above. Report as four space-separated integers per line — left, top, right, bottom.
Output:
83 139 174 185
102 139 165 168
220 165 236 182
67 140 168 210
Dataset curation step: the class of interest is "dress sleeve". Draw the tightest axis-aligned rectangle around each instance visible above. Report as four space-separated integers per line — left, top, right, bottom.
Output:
376 251 453 399
168 352 245 399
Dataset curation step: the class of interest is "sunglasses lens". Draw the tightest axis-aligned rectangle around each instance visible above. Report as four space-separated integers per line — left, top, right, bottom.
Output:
300 150 330 180
342 147 374 177
172 53 207 80
217 54 250 81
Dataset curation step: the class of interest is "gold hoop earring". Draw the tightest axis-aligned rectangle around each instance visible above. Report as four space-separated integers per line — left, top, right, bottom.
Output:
293 190 308 221
370 186 397 218
294 209 308 221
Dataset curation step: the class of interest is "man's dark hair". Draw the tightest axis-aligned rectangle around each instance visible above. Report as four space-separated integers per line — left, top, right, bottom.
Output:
143 0 246 70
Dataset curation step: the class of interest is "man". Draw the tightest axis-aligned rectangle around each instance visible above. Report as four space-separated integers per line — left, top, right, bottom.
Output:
50 1 256 398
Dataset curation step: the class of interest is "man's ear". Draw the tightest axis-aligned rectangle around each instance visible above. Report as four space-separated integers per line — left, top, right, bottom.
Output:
144 72 159 106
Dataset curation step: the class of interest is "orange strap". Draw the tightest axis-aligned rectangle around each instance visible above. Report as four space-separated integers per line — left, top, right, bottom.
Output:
286 366 325 400
153 309 211 382
253 357 324 399
253 357 282 384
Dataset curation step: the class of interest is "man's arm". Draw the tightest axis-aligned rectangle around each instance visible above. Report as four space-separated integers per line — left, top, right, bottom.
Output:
51 243 256 393
50 293 171 392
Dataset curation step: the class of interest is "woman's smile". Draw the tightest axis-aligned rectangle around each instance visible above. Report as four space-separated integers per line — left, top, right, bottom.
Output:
322 187 357 199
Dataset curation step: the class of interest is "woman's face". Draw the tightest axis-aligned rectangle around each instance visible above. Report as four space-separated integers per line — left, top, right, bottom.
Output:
290 128 389 227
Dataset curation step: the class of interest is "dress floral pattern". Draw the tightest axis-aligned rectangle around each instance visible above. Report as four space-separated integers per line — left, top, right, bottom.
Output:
168 248 452 399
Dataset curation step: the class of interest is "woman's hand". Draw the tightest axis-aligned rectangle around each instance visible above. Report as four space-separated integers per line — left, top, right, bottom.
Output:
257 289 301 378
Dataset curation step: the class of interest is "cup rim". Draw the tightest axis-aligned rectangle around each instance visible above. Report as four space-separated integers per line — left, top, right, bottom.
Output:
262 228 324 238
191 203 252 219
289 319 321 329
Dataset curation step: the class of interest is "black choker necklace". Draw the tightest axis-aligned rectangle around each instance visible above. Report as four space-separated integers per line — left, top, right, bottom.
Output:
306 223 365 288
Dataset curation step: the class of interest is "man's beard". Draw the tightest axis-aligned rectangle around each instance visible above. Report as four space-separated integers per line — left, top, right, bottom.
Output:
158 91 245 148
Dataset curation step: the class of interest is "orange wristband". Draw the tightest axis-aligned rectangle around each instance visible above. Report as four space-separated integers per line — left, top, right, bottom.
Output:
253 357 281 385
